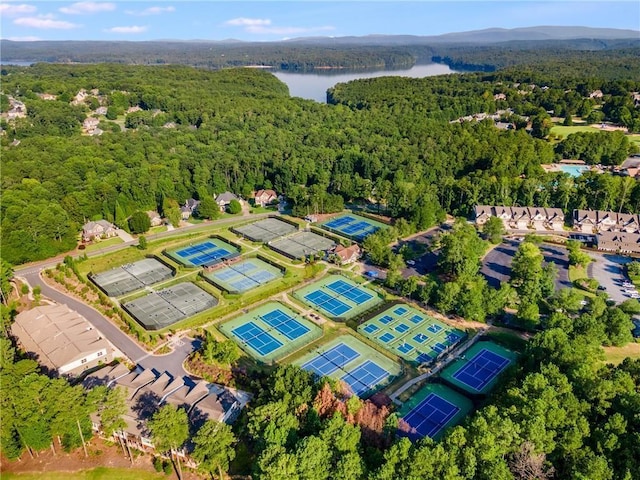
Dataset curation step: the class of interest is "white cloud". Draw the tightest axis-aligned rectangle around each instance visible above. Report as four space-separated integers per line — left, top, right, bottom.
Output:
225 17 271 27
247 25 335 35
0 4 37 16
125 6 175 16
59 2 115 15
14 16 79 29
7 36 41 41
104 25 148 34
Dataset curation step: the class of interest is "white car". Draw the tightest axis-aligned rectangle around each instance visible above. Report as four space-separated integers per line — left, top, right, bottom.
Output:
631 294 640 299
407 260 416 266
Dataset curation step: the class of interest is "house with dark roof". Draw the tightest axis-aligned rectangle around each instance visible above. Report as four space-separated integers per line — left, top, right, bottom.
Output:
215 192 239 211
181 198 200 220
597 232 640 254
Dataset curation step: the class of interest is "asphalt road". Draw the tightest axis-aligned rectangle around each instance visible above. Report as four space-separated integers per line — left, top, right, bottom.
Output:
13 214 271 378
480 239 571 290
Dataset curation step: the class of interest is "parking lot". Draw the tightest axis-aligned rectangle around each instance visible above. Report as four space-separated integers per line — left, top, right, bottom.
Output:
587 252 633 303
480 239 571 290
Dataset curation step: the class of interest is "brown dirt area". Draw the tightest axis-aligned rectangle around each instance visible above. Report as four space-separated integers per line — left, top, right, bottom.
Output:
1 437 196 479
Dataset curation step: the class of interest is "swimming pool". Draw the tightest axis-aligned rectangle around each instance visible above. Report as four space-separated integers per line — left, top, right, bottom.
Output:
559 165 588 177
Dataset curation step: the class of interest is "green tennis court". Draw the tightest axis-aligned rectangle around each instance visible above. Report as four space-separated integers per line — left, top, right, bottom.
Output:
269 231 335 260
439 341 518 395
397 383 472 441
293 274 382 320
219 302 322 363
90 257 174 297
232 217 297 242
294 335 401 398
122 282 217 330
358 304 466 365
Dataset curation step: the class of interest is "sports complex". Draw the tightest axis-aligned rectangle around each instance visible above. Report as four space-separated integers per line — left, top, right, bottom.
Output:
296 335 402 398
397 383 473 441
439 341 517 395
320 213 387 241
203 258 283 293
232 217 297 243
122 282 218 330
219 302 322 363
293 274 382 320
166 238 240 268
89 258 174 297
358 304 466 365
268 231 335 260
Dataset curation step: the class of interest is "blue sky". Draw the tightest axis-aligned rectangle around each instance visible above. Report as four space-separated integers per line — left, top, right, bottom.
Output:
1 1 638 42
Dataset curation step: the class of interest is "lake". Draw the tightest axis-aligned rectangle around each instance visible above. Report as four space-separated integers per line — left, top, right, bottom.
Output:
272 63 458 103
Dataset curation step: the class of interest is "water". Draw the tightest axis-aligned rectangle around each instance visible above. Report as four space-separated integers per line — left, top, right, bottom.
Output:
559 165 589 177
272 63 457 103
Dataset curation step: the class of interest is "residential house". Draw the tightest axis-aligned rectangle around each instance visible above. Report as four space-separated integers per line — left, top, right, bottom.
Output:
589 90 604 99
146 210 163 227
596 211 618 232
11 305 112 377
181 198 200 220
617 213 640 233
215 192 239 211
510 207 530 230
473 205 493 225
473 205 565 231
37 93 57 100
83 365 248 456
82 220 117 242
544 208 565 231
94 106 108 115
127 106 142 114
597 232 640 254
72 89 88 105
83 117 100 134
333 244 362 265
254 189 278 207
573 210 597 234
572 210 640 234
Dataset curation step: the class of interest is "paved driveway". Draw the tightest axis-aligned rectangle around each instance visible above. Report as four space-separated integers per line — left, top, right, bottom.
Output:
19 269 200 379
587 252 633 303
481 239 571 290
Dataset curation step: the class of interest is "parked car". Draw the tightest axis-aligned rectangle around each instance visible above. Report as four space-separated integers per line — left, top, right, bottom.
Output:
407 260 416 266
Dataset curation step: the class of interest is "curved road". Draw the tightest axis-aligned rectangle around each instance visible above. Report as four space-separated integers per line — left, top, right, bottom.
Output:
14 214 271 378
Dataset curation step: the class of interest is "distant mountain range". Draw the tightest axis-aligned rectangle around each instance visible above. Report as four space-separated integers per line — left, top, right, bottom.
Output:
285 26 640 45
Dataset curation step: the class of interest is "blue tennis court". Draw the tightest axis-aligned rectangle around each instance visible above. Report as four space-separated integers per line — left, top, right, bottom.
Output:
427 324 443 334
341 360 390 396
394 307 408 316
453 349 511 391
342 221 371 235
231 321 283 356
413 333 428 344
416 352 432 363
402 393 460 439
379 332 395 343
230 277 259 291
431 342 446 354
398 343 414 354
176 242 215 257
446 332 461 343
260 309 310 340
302 343 360 377
363 324 379 334
379 315 393 325
410 315 424 324
304 290 352 316
395 323 410 333
326 280 373 304
324 216 355 229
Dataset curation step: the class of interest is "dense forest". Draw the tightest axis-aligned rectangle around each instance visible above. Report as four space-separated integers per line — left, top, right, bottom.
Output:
2 296 640 479
2 56 639 264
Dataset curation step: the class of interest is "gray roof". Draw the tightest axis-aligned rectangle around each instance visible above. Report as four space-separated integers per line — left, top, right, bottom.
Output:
11 305 111 374
215 192 238 204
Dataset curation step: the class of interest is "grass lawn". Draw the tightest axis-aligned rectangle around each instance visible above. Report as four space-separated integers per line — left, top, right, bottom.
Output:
628 134 640 147
83 237 124 252
485 329 529 351
603 342 640 365
4 468 166 480
568 264 587 283
550 125 599 138
148 225 167 234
